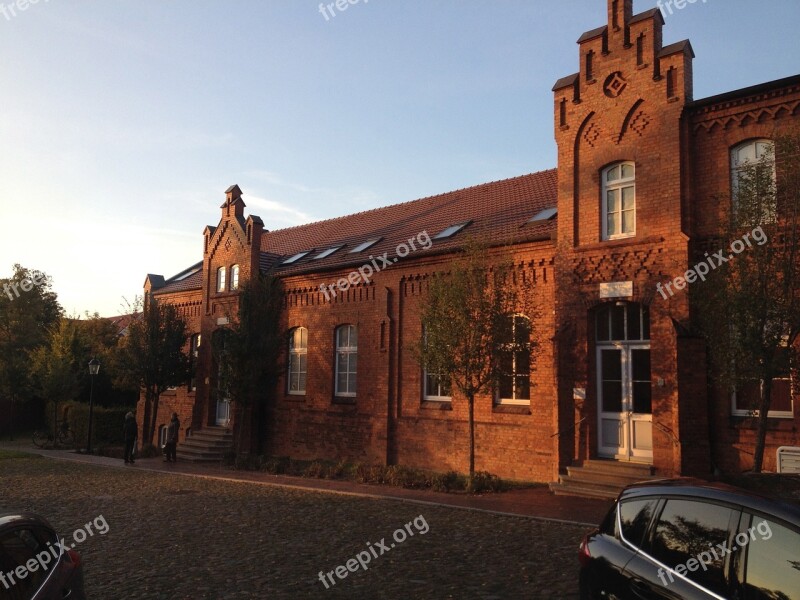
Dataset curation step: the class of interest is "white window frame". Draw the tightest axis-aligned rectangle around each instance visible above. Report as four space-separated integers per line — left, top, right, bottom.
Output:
216 266 226 292
230 265 240 290
424 371 452 402
288 327 308 395
731 377 794 419
335 325 357 398
730 139 776 221
602 162 636 241
495 314 532 406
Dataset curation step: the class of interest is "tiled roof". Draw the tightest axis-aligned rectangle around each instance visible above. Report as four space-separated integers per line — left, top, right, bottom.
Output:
154 262 204 295
260 170 558 277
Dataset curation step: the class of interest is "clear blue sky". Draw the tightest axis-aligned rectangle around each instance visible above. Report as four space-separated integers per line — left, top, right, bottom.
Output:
1 0 798 316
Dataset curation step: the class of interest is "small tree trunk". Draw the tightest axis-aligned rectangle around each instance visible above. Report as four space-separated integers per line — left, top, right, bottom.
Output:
149 391 161 448
141 389 151 447
752 378 773 473
468 393 475 486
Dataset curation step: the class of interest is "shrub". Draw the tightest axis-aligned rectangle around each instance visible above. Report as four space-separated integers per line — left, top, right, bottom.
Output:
47 401 134 449
468 471 505 494
432 470 467 492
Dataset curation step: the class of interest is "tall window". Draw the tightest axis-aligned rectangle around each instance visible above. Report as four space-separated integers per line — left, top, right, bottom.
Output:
422 327 452 401
335 325 357 398
216 266 226 292
603 162 636 240
230 265 240 290
731 139 776 221
496 315 531 404
288 327 308 395
189 334 201 391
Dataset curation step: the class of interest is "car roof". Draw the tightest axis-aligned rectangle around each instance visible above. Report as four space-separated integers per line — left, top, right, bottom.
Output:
619 478 800 526
0 513 55 531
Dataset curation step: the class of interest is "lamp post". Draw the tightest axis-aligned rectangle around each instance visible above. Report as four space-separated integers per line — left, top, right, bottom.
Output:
86 358 100 453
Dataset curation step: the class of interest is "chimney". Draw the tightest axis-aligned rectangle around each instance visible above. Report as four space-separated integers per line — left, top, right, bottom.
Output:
221 184 245 220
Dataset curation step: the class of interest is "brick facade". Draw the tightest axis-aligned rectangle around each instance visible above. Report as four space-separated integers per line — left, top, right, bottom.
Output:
139 0 800 481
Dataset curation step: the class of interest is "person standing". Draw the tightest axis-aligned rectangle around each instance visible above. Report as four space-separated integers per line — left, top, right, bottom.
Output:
123 412 137 464
165 412 180 462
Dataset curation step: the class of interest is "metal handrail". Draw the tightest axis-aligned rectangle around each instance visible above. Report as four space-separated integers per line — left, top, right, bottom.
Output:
551 416 587 438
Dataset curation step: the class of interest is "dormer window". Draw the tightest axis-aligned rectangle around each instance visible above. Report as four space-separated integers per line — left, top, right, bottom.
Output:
602 162 635 240
216 266 226 292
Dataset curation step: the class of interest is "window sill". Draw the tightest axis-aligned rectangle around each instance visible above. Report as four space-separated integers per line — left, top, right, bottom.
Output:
333 397 356 405
421 400 453 411
493 404 532 415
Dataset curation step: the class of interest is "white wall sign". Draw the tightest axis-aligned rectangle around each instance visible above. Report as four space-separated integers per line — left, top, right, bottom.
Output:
599 281 633 299
216 317 229 325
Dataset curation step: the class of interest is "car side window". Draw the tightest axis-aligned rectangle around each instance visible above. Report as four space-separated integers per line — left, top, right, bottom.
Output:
650 499 737 597
0 528 54 599
618 498 658 549
742 516 800 600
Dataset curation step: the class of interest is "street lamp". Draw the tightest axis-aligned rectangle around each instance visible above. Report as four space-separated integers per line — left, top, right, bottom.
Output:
86 358 100 453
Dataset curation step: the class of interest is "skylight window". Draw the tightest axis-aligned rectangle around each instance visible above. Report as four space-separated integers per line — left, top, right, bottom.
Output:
282 251 312 265
172 265 202 281
313 245 344 260
528 207 557 223
349 238 381 253
433 221 471 240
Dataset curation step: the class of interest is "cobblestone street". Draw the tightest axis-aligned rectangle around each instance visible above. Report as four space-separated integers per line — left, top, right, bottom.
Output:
0 455 591 599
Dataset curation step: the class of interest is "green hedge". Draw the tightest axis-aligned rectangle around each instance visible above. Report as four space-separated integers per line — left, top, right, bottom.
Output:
45 401 134 448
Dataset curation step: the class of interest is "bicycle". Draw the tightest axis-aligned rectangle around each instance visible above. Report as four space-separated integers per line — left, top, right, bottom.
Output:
32 420 75 449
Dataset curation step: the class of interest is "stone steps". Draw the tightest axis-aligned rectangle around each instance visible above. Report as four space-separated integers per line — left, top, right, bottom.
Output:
550 459 657 499
176 426 233 463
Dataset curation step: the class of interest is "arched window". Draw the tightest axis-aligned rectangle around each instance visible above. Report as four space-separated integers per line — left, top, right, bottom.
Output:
288 327 308 395
230 265 240 290
335 325 358 398
731 139 776 221
602 162 636 240
422 326 451 401
216 266 226 292
496 315 531 405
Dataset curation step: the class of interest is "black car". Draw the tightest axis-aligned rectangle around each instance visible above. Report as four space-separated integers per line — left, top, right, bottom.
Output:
0 513 85 600
579 478 800 600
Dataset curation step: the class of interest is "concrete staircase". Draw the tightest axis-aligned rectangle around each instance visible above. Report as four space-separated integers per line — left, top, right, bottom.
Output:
176 426 233 463
549 459 658 499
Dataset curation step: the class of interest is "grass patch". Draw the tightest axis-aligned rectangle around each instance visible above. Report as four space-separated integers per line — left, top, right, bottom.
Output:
0 449 38 460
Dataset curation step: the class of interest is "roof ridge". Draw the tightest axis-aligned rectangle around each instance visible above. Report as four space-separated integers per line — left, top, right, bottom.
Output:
262 169 557 237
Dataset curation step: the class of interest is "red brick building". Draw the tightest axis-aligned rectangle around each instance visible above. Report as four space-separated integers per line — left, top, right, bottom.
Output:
140 0 800 484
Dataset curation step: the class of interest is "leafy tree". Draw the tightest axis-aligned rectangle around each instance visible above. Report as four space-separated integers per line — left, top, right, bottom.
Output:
30 318 87 434
117 297 189 448
0 265 62 435
415 242 537 486
694 135 800 472
212 274 285 456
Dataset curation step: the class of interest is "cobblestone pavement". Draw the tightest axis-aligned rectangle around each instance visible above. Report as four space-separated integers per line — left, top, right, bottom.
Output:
0 456 592 599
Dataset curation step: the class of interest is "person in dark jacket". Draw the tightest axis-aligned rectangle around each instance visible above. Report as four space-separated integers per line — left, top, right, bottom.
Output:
123 412 137 464
164 412 180 462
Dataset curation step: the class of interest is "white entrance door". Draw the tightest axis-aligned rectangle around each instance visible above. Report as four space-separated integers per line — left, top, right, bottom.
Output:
215 397 230 426
597 343 653 461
